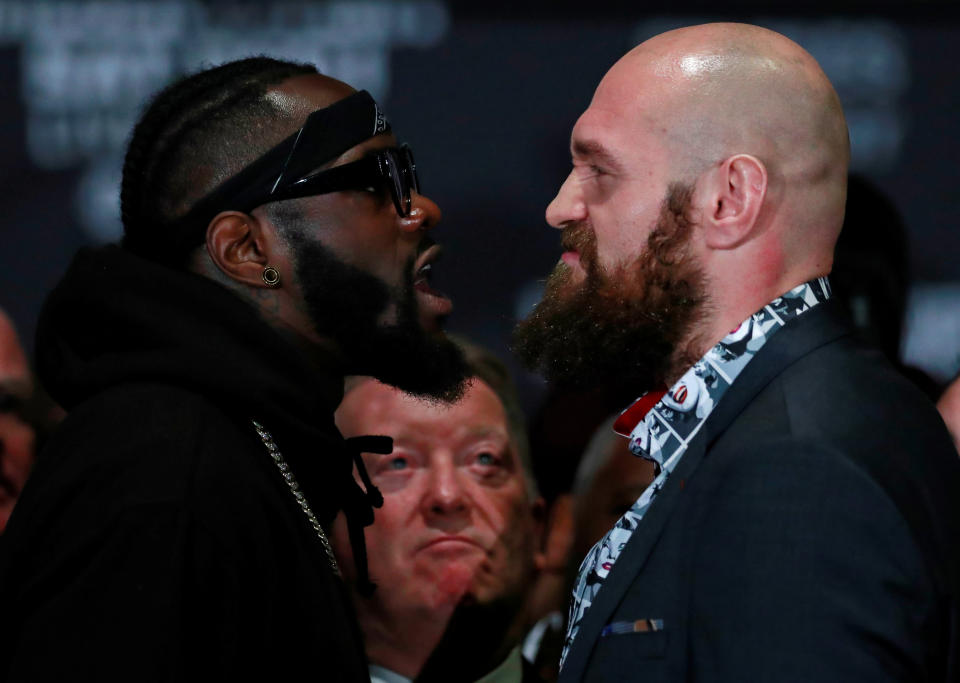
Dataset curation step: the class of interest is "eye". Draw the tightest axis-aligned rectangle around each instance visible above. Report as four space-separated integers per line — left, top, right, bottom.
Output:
465 443 512 485
574 162 604 178
388 456 408 470
356 182 389 206
476 452 498 467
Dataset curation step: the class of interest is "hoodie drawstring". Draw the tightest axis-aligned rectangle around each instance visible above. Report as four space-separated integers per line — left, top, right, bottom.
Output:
343 435 391 596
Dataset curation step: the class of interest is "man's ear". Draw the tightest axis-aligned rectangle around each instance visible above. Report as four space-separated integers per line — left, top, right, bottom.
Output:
205 211 272 287
531 495 554 574
700 154 767 250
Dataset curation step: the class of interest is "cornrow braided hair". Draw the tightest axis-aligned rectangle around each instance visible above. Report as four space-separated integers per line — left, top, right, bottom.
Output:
120 56 317 266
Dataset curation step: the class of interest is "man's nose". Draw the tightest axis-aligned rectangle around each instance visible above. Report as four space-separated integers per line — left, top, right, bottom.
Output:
545 172 586 228
421 459 470 520
399 191 442 233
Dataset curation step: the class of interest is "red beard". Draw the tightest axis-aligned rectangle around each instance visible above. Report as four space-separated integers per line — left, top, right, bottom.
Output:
513 183 707 392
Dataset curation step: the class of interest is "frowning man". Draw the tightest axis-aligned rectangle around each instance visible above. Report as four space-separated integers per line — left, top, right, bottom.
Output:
333 345 545 683
515 23 960 682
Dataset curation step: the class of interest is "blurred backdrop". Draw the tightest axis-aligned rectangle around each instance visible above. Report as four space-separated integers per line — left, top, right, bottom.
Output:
1 0 959 414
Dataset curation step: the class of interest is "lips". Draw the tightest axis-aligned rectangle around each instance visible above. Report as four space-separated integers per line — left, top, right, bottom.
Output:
561 251 581 269
558 221 596 274
413 244 453 318
418 535 483 552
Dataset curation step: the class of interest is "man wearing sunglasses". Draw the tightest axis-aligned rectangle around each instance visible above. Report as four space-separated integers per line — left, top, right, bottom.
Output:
0 58 467 681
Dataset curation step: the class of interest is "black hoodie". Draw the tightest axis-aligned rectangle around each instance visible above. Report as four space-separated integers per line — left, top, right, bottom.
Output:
0 245 373 681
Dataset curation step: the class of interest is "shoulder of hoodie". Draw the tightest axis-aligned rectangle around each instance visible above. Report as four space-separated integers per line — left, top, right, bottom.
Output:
4 383 319 584
34 381 269 505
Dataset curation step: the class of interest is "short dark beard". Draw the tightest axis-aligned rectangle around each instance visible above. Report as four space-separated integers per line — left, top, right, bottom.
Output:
285 230 468 402
513 183 707 392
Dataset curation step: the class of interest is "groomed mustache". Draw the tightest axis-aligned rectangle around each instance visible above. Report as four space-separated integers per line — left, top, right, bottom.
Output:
560 222 592 254
559 222 600 279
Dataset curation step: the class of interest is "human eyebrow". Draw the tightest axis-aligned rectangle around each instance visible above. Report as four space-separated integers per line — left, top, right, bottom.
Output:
571 139 622 172
463 426 510 443
358 146 390 161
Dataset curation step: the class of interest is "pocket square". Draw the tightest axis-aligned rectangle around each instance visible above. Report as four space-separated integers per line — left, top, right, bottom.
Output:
600 618 664 636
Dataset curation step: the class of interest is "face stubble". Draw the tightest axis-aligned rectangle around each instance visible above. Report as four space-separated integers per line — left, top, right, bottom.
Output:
513 183 708 393
283 228 468 401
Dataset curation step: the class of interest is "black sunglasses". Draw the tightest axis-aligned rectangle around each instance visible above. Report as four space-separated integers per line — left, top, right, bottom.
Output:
270 144 420 217
172 91 416 251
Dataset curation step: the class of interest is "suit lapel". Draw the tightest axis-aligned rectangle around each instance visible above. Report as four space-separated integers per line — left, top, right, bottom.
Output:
559 435 706 682
701 298 852 448
559 299 854 682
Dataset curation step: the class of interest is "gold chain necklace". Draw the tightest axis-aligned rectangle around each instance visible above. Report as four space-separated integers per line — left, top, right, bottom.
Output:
251 420 341 576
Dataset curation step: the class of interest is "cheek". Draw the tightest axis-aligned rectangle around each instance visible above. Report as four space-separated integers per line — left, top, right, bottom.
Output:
364 492 422 561
0 418 34 480
478 490 534 551
469 494 538 603
320 213 405 278
592 205 656 270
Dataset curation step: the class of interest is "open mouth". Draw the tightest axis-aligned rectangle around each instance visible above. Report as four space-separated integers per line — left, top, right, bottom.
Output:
413 245 449 300
411 243 454 327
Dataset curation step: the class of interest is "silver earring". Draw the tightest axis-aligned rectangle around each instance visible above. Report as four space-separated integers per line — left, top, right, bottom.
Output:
262 265 280 287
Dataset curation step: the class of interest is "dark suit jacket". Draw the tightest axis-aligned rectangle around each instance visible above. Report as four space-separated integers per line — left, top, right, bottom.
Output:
560 299 960 683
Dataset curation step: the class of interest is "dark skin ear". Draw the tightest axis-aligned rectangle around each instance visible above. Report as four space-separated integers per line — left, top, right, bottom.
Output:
204 211 272 287
702 154 767 250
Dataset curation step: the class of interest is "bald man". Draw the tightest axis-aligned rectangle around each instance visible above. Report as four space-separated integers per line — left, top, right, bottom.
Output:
515 23 960 682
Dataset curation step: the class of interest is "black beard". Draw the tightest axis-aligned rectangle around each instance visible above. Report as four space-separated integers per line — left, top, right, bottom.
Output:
287 232 468 402
513 183 707 392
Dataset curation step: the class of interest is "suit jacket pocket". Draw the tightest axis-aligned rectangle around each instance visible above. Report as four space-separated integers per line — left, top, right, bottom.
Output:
584 628 669 683
597 619 668 658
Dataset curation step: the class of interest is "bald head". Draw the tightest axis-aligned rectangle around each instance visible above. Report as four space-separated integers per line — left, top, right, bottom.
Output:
591 23 849 270
613 25 847 170
538 23 853 370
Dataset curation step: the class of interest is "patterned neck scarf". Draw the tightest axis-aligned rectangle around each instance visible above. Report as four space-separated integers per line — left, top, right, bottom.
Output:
560 277 832 669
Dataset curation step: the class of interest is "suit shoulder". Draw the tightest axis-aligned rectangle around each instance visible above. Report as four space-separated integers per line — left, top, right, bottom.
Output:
724 337 957 480
708 341 960 598
781 339 945 430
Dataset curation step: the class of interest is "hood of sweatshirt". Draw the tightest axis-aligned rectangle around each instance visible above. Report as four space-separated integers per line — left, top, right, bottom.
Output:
35 244 368 528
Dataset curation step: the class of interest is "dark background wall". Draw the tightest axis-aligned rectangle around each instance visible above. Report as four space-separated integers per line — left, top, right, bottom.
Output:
2 0 959 413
